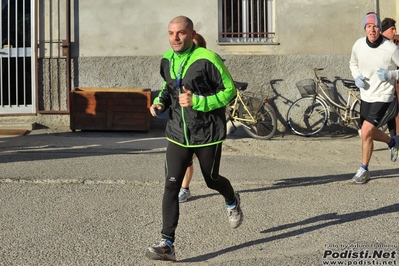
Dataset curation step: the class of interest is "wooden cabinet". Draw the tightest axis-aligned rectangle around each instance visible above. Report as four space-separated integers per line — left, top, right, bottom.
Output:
70 88 151 131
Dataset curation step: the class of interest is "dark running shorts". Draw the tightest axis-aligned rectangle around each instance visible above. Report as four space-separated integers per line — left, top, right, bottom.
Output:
360 100 391 127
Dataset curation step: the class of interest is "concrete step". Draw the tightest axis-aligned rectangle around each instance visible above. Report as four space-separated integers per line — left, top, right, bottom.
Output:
0 122 35 130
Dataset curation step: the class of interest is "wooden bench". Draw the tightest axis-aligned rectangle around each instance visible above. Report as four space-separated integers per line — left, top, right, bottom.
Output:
70 87 151 131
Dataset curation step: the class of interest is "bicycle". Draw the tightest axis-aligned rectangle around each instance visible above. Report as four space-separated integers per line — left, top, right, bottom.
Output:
226 81 277 140
287 68 362 137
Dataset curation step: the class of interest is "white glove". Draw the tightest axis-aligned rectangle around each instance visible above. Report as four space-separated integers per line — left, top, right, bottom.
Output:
377 68 399 81
355 75 365 88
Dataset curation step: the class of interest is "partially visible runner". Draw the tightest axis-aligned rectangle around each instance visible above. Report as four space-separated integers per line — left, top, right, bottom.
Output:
381 17 399 136
178 32 207 203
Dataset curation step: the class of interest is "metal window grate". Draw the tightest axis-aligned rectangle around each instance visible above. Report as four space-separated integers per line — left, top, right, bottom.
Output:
219 0 274 43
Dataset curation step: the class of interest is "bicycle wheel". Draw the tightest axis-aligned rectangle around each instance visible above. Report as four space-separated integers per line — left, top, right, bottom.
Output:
239 101 277 140
287 96 328 136
350 98 361 130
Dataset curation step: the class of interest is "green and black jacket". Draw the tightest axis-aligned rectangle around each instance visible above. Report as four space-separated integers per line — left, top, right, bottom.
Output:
153 44 237 147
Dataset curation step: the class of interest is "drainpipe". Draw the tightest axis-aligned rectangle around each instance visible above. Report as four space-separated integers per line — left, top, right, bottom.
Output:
374 0 379 15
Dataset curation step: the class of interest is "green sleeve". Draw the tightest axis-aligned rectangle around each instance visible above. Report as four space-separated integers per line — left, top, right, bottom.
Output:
192 57 237 112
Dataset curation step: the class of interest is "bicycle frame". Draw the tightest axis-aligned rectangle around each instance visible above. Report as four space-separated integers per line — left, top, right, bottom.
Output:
228 84 277 139
229 91 258 123
314 69 361 125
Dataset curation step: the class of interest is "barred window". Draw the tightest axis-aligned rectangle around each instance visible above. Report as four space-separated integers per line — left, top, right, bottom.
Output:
218 0 274 43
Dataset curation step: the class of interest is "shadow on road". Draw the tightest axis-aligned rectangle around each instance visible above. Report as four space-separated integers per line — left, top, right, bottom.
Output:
180 202 399 262
186 168 399 203
0 130 167 163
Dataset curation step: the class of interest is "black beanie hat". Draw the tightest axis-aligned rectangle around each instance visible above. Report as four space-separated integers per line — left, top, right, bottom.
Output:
382 19 396 33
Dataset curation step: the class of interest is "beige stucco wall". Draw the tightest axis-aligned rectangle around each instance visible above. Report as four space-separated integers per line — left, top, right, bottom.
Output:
72 0 397 57
74 0 217 57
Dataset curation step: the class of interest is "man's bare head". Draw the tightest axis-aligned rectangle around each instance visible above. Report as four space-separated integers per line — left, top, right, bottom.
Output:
170 16 194 31
168 16 196 53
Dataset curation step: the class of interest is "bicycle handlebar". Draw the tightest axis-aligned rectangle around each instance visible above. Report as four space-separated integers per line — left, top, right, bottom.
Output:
313 68 324 80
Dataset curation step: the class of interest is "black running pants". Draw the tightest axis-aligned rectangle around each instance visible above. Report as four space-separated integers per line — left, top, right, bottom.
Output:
161 141 236 242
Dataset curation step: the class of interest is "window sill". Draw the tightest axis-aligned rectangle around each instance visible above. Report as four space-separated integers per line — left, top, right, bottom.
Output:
217 42 280 46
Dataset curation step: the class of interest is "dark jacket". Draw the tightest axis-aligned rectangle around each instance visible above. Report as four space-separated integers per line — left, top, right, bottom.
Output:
154 45 237 147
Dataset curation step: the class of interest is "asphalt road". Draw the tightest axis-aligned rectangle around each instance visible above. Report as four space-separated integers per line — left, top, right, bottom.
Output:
0 128 398 266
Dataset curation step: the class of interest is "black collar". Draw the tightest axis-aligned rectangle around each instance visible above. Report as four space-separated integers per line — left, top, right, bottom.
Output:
366 35 383 48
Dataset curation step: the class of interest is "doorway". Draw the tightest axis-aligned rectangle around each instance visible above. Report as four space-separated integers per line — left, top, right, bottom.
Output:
0 0 34 114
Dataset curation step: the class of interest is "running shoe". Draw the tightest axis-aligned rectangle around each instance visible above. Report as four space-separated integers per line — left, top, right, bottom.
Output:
390 136 399 162
352 167 370 184
227 192 243 228
145 239 176 261
178 188 192 203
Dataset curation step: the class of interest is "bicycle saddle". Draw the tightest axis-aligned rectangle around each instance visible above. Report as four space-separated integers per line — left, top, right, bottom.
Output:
234 81 248 91
342 80 359 90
